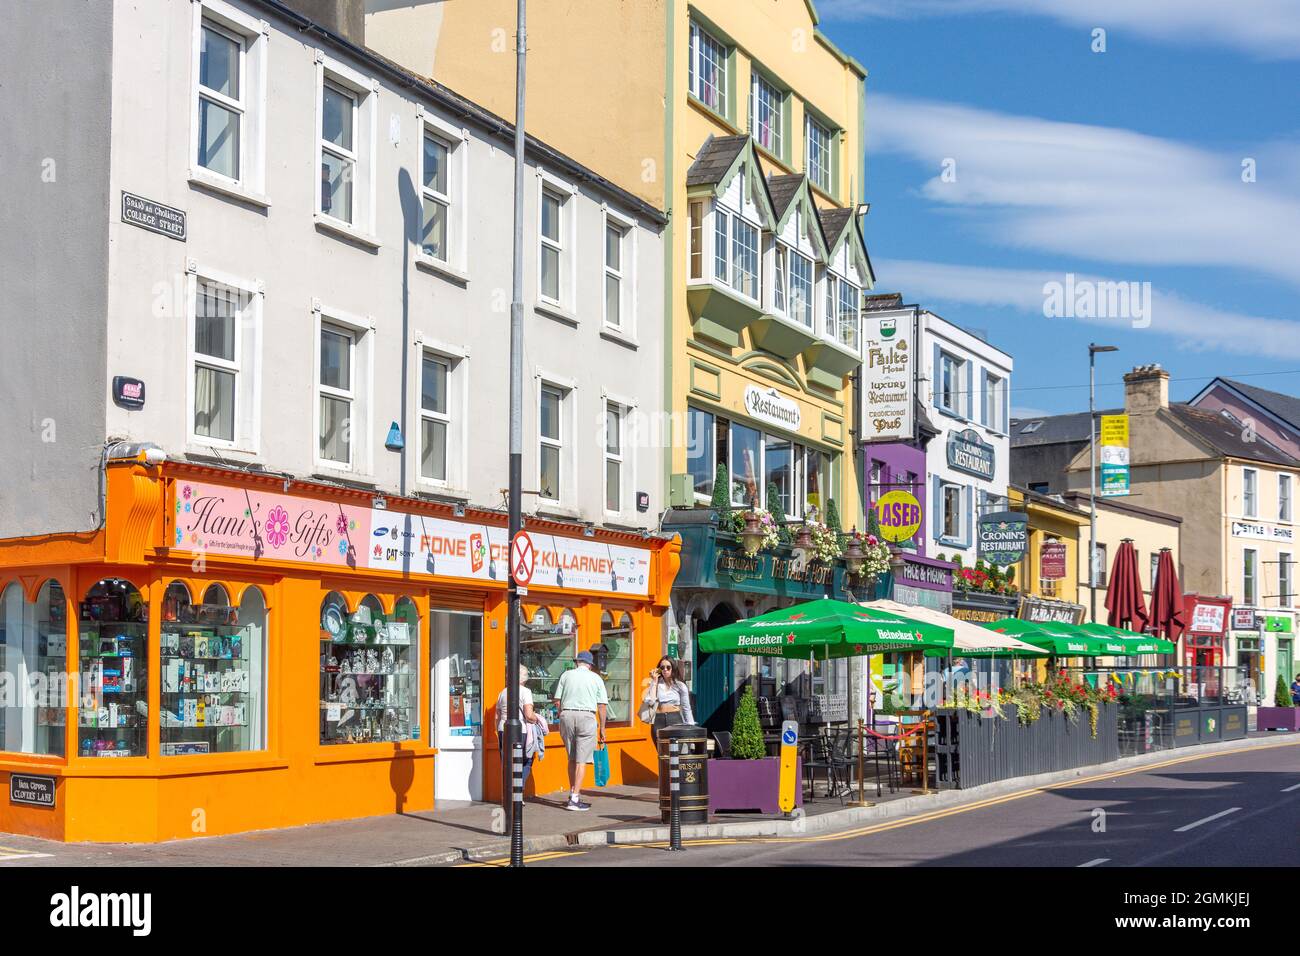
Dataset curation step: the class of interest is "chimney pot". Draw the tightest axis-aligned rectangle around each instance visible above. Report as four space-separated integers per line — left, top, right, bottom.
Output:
1123 364 1170 415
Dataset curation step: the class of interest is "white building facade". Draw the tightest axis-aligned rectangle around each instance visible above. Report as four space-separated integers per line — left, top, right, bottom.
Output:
918 313 1014 565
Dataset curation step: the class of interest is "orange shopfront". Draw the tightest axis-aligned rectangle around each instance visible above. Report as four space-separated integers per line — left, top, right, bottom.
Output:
0 459 679 842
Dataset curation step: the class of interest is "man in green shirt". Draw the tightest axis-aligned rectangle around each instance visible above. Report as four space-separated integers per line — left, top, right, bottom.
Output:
554 650 608 811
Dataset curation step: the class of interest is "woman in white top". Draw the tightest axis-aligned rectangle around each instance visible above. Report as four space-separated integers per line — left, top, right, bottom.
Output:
496 665 542 792
642 656 694 741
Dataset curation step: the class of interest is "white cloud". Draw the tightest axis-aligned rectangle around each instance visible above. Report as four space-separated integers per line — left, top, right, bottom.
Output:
818 0 1300 59
869 95 1300 288
877 258 1300 360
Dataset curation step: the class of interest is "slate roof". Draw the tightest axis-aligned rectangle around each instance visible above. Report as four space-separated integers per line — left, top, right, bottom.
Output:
818 206 855 247
1009 409 1119 448
767 174 804 221
1168 404 1300 467
685 135 750 187
1219 378 1300 429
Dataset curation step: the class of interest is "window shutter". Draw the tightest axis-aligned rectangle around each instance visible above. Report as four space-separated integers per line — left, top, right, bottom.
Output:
978 368 988 425
932 475 943 541
932 343 942 407
963 485 974 548
1002 375 1011 435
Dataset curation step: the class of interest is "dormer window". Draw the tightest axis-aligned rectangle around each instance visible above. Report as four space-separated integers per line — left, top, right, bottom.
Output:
824 273 860 350
689 197 760 302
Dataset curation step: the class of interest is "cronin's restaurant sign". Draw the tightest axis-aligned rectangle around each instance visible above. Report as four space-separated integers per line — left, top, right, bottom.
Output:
977 510 1028 567
947 429 995 481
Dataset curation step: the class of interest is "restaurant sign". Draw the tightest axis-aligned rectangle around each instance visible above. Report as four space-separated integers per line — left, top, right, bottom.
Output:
947 429 995 481
1039 541 1068 581
1186 596 1231 636
1019 595 1085 625
977 510 1028 567
744 385 802 432
169 480 651 595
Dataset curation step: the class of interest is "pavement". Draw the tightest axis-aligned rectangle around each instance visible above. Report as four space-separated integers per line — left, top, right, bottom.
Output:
0 732 1295 866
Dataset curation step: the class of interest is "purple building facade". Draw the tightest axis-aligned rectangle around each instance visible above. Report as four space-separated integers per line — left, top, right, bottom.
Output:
863 442 928 556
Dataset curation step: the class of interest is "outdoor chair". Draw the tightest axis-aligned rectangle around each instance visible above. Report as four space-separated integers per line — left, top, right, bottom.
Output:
711 731 732 760
802 730 841 800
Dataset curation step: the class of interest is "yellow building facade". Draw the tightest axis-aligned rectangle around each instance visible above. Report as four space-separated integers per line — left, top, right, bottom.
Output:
1007 486 1089 623
366 0 870 527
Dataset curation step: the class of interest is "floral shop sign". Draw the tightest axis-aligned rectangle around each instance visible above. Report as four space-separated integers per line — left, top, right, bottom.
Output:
977 510 1028 567
172 480 372 566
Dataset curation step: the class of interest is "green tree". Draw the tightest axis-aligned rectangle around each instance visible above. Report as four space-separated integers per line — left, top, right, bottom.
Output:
730 685 766 759
765 481 790 543
866 504 882 539
1276 674 1295 708
826 498 843 533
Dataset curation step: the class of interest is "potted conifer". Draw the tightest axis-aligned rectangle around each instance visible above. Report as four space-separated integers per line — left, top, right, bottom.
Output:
707 685 802 814
1257 675 1300 731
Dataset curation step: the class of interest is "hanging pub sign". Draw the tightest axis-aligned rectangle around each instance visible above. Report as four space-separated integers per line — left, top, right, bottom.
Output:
861 306 916 442
977 510 1028 567
1039 540 1068 581
947 429 995 480
1019 595 1085 625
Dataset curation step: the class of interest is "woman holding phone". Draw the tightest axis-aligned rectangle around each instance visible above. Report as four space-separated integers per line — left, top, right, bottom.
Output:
640 656 694 741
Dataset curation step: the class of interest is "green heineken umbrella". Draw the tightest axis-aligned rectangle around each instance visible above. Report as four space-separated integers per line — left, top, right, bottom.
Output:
1077 621 1176 655
697 598 955 659
984 618 1114 657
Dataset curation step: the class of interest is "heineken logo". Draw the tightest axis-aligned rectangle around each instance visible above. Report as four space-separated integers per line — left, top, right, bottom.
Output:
736 634 783 647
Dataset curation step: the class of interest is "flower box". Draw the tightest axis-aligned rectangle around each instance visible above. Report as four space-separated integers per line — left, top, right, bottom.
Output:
1256 706 1300 732
708 757 803 815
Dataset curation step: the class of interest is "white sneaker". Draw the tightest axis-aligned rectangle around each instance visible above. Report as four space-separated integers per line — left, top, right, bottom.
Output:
565 797 592 811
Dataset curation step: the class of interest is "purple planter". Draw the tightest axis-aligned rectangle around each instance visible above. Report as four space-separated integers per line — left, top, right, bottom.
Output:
707 757 803 814
1256 707 1300 731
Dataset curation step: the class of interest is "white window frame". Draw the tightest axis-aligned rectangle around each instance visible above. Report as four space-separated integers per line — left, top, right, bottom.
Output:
602 206 638 337
420 353 452 484
1243 467 1258 518
688 20 729 118
1281 552 1293 606
413 337 469 493
313 52 380 246
1280 474 1293 523
938 350 966 416
185 266 263 455
312 304 374 476
806 114 833 193
939 481 963 542
985 373 1006 432
750 71 784 158
415 110 470 279
1244 547 1258 605
603 400 626 517
536 379 571 506
536 170 578 314
318 324 356 469
709 204 760 304
771 241 813 330
188 0 269 206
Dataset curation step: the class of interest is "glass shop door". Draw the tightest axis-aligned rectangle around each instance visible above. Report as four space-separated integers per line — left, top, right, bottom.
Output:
431 608 484 802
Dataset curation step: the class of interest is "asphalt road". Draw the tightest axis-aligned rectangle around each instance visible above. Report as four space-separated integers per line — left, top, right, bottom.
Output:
490 740 1300 867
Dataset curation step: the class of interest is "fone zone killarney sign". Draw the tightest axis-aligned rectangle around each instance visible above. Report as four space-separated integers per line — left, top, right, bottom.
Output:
947 429 995 480
977 511 1028 567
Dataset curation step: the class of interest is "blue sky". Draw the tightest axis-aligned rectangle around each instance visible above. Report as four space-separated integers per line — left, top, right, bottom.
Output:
819 1 1300 417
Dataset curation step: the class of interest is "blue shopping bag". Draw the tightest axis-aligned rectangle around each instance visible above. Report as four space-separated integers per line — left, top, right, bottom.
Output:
592 745 610 788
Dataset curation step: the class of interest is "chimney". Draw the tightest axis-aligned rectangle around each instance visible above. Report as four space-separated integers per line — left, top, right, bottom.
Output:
1124 363 1170 415
280 0 365 48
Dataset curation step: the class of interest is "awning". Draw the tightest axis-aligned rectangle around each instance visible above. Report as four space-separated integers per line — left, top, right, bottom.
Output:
984 618 1115 656
697 598 954 659
862 600 1048 658
1077 621 1176 655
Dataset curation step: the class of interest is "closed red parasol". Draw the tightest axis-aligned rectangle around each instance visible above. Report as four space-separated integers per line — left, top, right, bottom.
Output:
1104 539 1149 631
1149 547 1187 640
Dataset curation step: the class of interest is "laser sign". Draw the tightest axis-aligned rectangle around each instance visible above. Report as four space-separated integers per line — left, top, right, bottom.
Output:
874 490 923 543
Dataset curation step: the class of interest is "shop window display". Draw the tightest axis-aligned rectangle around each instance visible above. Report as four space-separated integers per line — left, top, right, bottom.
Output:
600 611 633 723
0 580 67 756
78 578 148 757
320 592 419 745
520 607 577 726
160 581 266 754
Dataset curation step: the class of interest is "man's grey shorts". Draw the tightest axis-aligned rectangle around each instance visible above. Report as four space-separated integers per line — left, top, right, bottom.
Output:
559 710 598 762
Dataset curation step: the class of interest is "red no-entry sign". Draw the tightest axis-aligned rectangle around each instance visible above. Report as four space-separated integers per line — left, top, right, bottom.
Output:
510 531 535 586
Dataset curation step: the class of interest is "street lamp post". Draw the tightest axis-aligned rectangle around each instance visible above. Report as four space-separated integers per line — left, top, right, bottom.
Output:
1088 344 1118 624
505 0 527 869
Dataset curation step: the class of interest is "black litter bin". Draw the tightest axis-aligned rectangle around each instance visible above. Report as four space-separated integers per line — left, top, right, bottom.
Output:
656 724 709 823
